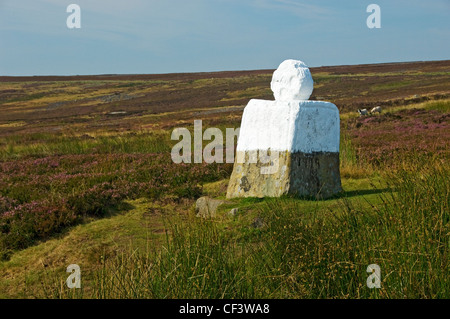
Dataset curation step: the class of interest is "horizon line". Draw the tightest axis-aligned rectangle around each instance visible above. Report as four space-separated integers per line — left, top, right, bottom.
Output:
1 59 449 78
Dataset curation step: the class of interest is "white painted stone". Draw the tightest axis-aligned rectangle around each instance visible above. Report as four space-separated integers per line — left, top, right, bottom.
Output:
270 59 314 101
227 59 342 199
236 99 340 154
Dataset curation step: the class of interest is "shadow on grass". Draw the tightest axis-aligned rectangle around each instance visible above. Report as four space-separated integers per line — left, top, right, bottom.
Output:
268 187 392 202
340 188 390 198
0 201 137 262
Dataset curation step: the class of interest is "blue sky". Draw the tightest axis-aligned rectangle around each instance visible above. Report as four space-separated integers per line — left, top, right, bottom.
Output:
0 0 449 75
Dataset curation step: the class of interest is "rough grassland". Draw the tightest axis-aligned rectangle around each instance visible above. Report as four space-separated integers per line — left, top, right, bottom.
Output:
0 61 448 298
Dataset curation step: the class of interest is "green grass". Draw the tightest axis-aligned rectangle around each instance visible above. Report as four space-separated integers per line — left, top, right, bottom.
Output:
0 72 448 299
27 162 448 299
424 99 450 113
0 93 47 105
1 107 447 298
0 198 169 298
223 87 272 101
0 131 171 160
370 80 414 92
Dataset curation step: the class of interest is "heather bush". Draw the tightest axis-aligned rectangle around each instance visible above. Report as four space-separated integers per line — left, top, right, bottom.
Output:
0 199 76 259
346 108 449 168
0 196 18 214
0 152 232 257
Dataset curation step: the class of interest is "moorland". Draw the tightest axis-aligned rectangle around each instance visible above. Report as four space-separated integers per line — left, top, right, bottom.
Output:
0 60 448 298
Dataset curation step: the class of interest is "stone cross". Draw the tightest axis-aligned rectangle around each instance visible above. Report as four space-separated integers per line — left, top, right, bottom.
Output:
226 59 342 199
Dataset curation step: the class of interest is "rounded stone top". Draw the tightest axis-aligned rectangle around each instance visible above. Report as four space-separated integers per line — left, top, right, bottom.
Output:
270 59 314 101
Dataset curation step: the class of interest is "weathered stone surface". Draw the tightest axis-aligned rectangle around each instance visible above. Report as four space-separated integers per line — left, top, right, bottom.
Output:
289 152 341 198
195 196 225 218
227 151 290 198
226 151 341 199
271 59 314 101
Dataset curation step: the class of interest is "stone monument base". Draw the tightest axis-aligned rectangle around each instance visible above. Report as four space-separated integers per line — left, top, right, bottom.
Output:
226 151 342 199
226 99 342 199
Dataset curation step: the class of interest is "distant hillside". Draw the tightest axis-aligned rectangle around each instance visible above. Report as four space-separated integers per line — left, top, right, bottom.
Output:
0 60 449 137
